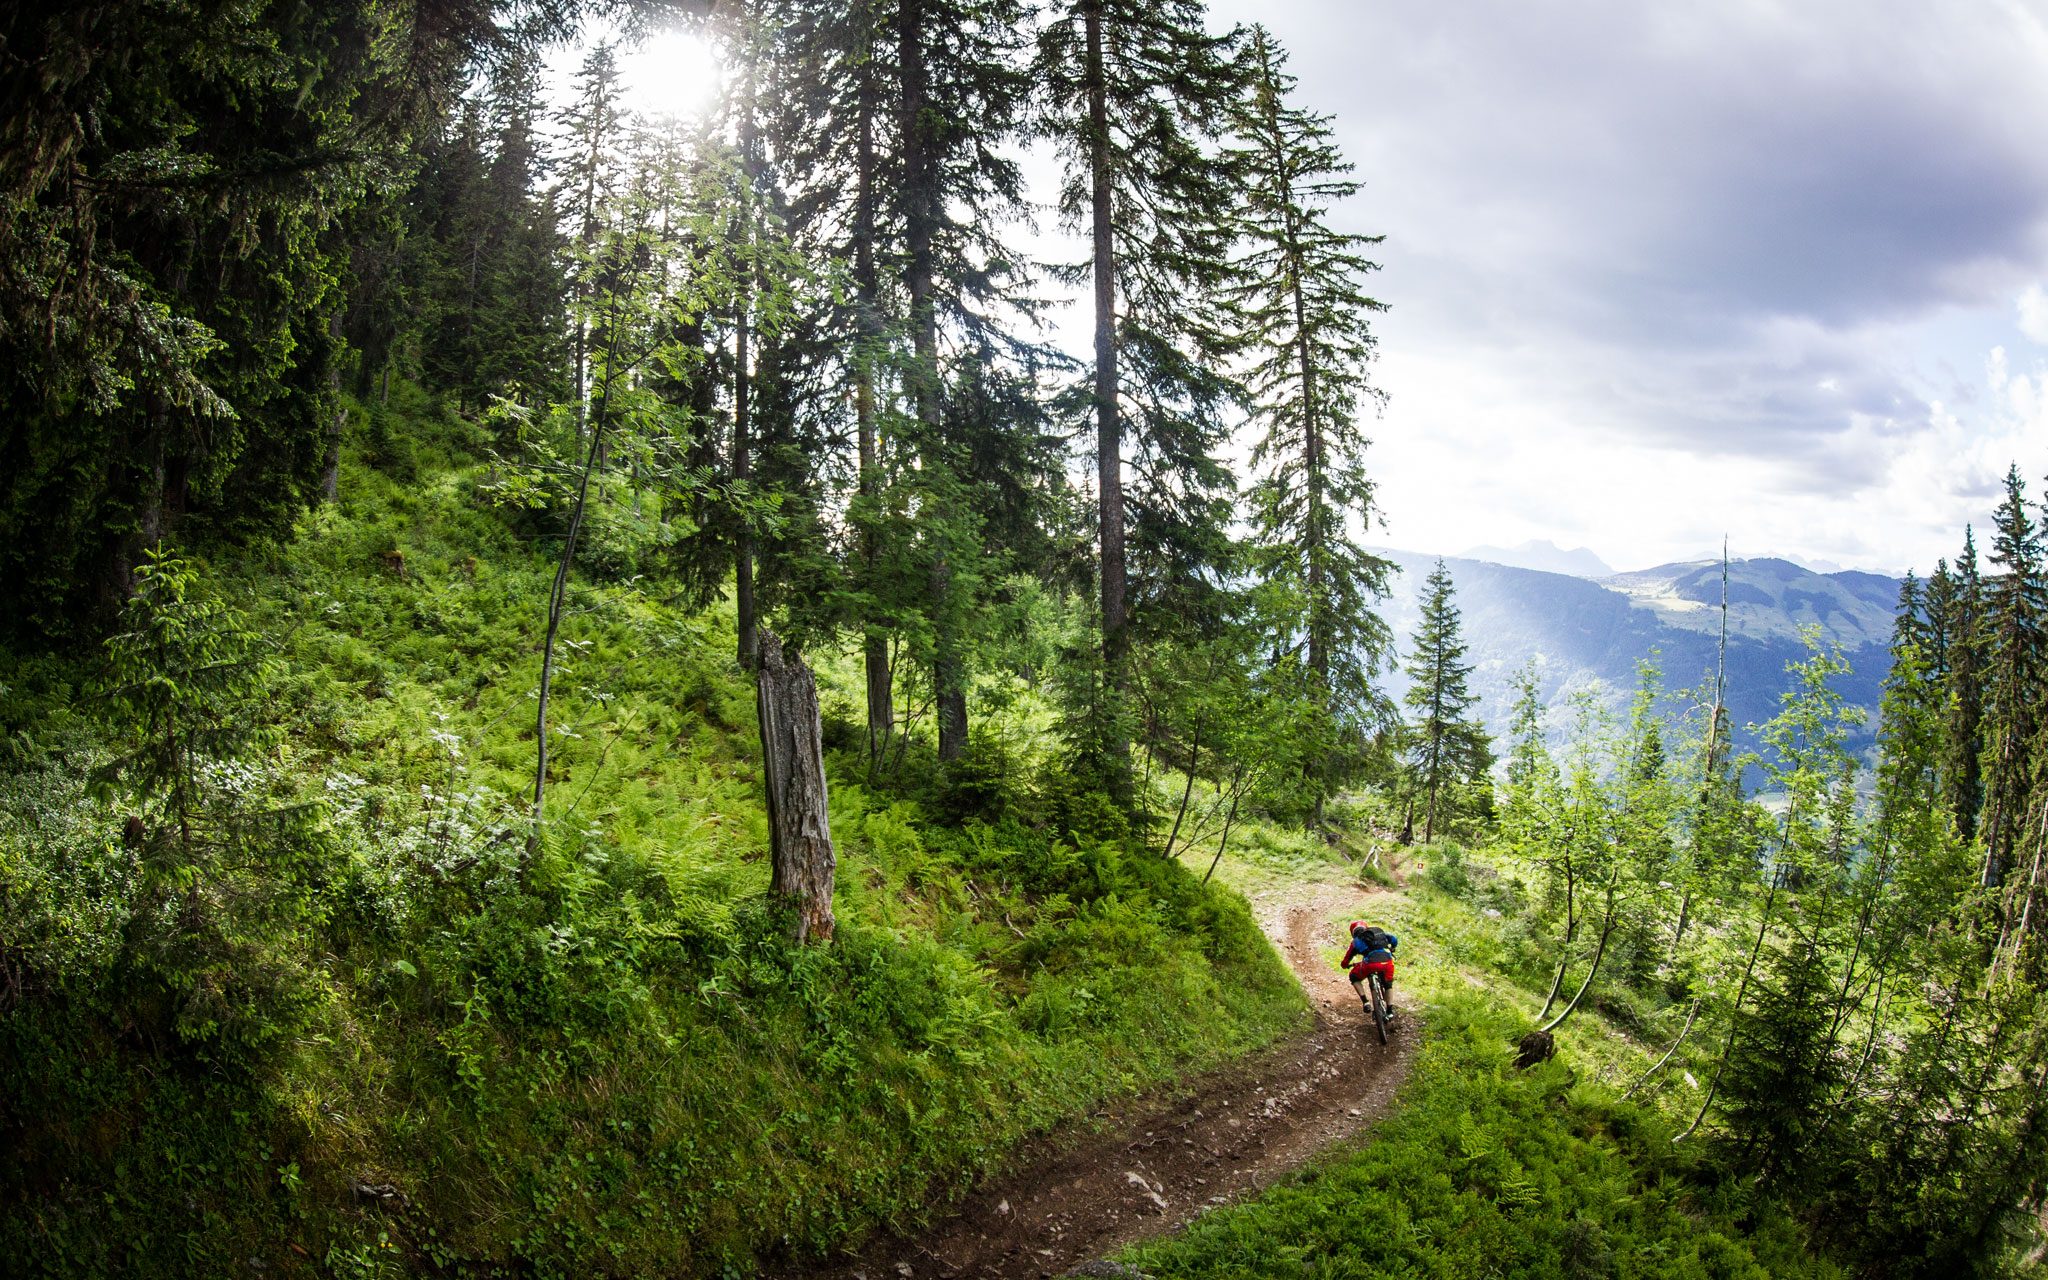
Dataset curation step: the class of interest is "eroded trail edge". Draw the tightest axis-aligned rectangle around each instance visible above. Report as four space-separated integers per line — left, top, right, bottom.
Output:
778 882 1417 1280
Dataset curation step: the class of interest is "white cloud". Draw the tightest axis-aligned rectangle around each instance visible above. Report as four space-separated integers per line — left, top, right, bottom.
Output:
2020 284 2048 345
1214 0 2048 574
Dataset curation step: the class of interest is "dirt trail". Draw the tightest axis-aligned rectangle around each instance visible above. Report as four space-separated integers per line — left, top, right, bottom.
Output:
775 879 1416 1280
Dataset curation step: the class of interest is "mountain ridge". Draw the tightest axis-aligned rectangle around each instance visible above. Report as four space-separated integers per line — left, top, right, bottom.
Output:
1378 549 1898 758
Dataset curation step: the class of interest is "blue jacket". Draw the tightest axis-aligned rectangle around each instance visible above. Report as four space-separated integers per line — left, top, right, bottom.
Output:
1343 931 1398 966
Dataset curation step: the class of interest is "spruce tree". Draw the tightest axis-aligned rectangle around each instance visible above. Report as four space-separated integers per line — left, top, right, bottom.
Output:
1399 559 1487 842
770 0 905 761
414 60 568 413
0 0 499 633
1979 465 2046 898
555 43 628 442
1943 526 1987 839
869 0 1038 763
1037 0 1246 777
1922 558 1956 683
1225 25 1394 804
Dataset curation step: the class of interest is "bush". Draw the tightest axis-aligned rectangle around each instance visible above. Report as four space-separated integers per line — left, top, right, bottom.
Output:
1425 840 1474 897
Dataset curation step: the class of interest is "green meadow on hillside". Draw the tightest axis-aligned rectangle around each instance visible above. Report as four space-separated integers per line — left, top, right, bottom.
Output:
1145 841 1848 1280
0 400 1305 1277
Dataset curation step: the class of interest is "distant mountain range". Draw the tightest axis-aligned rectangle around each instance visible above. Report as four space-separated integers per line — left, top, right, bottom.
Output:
1457 539 1615 578
1377 550 1901 762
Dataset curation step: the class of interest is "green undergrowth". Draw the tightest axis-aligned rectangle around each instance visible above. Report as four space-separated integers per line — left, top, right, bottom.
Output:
1163 838 1848 1279
0 392 1306 1277
1122 990 1842 1280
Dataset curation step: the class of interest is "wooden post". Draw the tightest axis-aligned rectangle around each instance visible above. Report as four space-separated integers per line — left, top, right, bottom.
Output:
757 630 836 944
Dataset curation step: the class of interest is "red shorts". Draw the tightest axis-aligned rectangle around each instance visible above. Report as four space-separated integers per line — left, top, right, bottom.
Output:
1350 959 1395 986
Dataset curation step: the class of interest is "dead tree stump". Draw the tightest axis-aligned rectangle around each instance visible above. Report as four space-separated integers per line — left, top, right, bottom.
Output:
756 630 836 944
1514 1029 1556 1069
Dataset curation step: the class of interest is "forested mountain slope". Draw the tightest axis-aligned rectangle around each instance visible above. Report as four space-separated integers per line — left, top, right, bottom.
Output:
1379 550 1894 758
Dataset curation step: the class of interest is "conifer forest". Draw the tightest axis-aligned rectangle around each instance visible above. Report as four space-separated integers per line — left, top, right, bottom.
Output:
2 2 2047 1277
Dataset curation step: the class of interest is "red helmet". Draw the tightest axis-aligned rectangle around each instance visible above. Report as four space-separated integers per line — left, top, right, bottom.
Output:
1349 921 1368 935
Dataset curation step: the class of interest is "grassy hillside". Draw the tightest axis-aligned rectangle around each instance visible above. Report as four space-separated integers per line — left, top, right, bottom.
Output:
1131 841 1851 1280
0 392 1306 1277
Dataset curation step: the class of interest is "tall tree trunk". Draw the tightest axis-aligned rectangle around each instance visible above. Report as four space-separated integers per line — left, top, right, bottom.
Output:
757 630 836 944
319 331 346 503
319 401 346 504
1537 832 1580 1022
733 59 761 670
854 7 892 765
1677 541 1730 952
734 285 757 668
900 0 966 762
1084 1 1128 749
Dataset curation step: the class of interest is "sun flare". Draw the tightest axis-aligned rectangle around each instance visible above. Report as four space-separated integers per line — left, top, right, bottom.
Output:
618 28 723 119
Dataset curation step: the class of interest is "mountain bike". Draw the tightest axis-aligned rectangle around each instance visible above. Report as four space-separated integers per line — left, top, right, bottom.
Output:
1356 966 1394 1044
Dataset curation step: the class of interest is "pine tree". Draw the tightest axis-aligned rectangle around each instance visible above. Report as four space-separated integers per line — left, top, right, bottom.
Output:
896 0 1036 764
0 0 498 633
1037 0 1247 778
1399 560 1487 843
1944 526 1987 839
556 43 628 443
1225 26 1393 805
1979 465 2046 898
770 0 905 762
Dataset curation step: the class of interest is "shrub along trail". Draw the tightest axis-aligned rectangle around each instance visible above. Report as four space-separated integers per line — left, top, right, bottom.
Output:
778 881 1418 1280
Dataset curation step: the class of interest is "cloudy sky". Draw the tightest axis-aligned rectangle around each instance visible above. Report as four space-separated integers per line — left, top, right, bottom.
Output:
591 1 2048 576
1202 0 2048 575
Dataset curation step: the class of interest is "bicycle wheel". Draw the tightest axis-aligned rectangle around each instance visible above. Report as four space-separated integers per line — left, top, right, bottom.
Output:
1368 974 1390 1045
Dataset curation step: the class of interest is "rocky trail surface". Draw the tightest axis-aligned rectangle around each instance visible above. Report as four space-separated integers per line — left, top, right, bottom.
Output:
774 878 1418 1280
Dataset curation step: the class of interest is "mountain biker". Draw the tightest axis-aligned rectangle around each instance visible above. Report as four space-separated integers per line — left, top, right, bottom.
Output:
1340 920 1400 1019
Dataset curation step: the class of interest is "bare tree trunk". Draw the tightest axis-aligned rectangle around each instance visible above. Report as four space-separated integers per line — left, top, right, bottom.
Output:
734 294 757 669
1623 994 1701 1102
757 630 836 944
1084 0 1127 771
1163 721 1202 858
1537 841 1579 1022
1541 874 1620 1034
1203 763 1250 886
733 62 761 671
853 14 892 768
319 346 346 503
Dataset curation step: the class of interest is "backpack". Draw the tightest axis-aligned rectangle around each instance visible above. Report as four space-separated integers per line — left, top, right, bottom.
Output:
1356 926 1392 954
